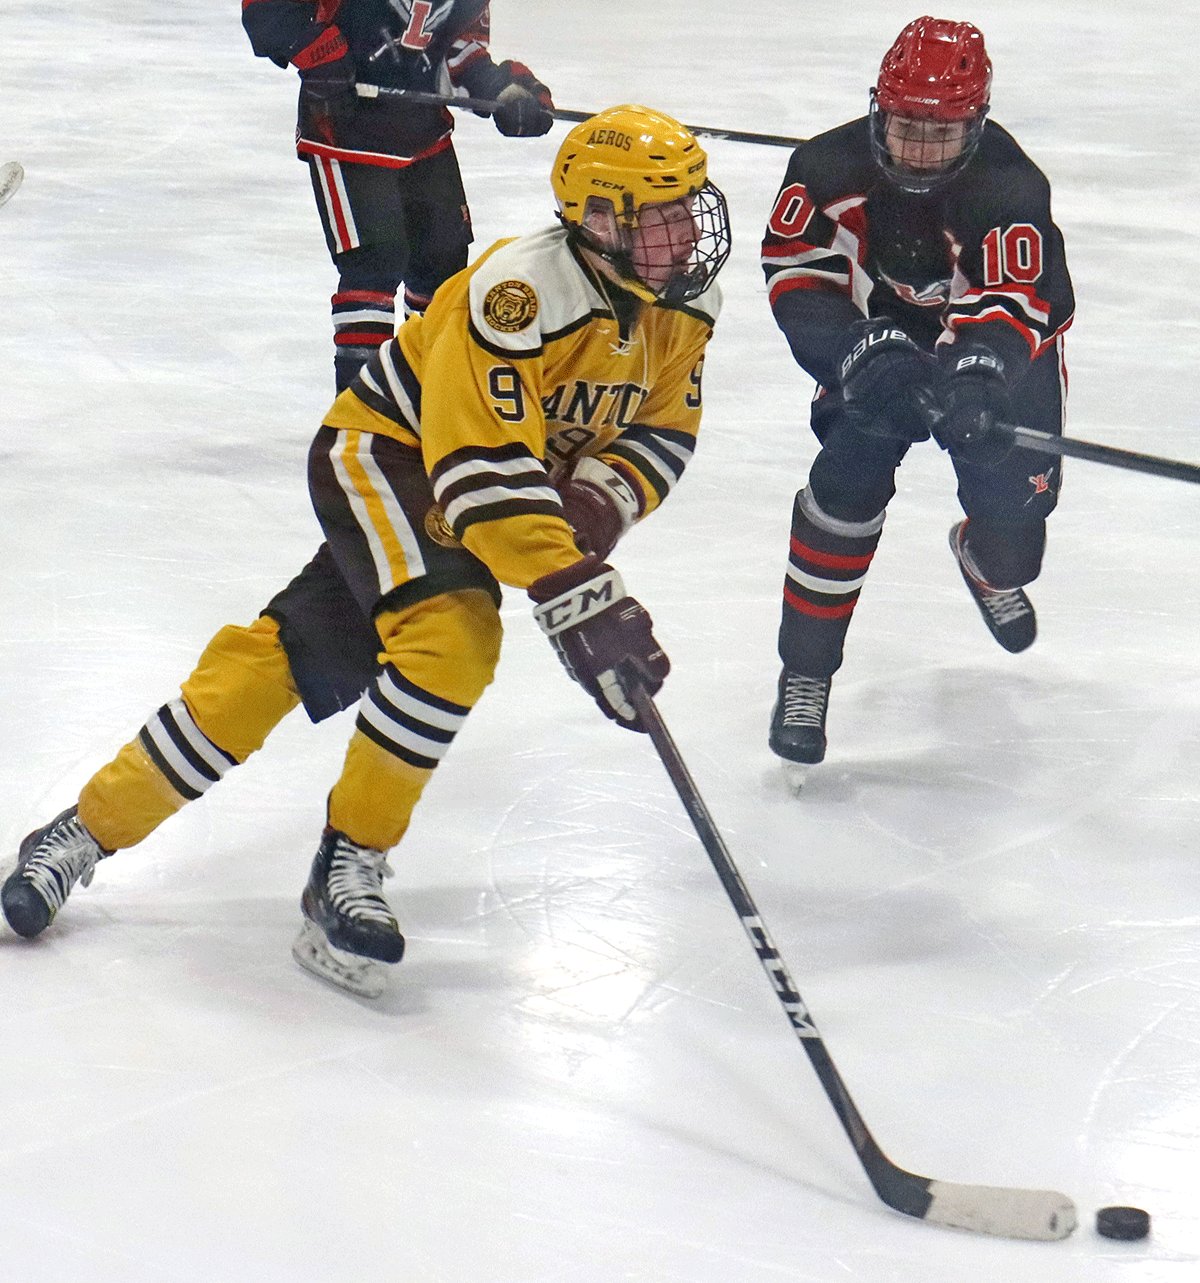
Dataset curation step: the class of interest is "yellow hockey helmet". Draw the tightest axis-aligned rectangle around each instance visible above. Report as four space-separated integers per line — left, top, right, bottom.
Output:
552 104 730 305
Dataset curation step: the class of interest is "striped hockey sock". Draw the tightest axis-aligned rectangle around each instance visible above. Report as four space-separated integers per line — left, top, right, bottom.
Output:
333 287 395 390
778 487 885 676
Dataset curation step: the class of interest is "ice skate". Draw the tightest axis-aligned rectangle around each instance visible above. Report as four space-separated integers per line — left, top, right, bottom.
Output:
2 807 107 938
949 521 1036 653
291 827 405 998
769 669 831 785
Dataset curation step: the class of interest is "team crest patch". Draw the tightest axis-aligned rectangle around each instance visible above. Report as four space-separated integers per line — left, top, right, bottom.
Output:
483 280 538 332
424 504 461 549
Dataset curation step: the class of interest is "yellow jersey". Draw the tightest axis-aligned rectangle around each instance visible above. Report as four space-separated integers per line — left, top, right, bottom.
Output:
322 224 721 590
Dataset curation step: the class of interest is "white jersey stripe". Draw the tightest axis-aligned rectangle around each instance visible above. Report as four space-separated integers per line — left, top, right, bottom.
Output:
375 670 467 734
358 698 454 761
379 345 422 429
355 438 427 585
443 483 560 529
610 438 683 483
164 699 233 778
145 713 216 796
434 452 545 494
328 432 426 593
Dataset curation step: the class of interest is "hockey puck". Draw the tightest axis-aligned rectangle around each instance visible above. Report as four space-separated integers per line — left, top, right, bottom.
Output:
1096 1206 1150 1240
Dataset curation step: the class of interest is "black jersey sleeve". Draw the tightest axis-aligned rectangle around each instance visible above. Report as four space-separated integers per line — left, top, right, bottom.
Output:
445 2 500 94
941 131 1075 379
242 0 324 68
761 143 878 388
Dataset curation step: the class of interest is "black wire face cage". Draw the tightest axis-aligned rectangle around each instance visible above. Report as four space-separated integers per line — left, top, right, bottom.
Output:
868 90 987 194
575 182 732 306
655 182 732 306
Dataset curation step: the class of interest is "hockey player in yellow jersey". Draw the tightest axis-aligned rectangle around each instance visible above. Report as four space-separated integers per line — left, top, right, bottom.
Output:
2 105 731 998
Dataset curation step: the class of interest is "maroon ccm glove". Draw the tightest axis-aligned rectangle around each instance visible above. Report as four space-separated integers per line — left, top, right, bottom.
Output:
529 557 669 730
558 457 641 559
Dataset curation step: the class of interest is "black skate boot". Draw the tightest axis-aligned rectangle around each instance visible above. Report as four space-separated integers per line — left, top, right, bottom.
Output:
949 521 1036 653
292 827 405 998
768 669 831 766
2 807 107 938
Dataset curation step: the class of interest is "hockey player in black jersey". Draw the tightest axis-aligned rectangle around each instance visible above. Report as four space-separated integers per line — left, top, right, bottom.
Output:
762 15 1075 767
242 0 553 391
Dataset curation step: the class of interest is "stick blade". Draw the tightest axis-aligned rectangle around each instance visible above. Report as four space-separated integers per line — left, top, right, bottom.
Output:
924 1180 1077 1240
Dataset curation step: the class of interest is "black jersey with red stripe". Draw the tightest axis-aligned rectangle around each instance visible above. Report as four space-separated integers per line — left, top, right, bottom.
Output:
761 116 1074 388
243 0 520 167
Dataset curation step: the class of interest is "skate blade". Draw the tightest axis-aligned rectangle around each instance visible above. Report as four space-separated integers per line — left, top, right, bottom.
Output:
782 762 813 794
291 919 388 999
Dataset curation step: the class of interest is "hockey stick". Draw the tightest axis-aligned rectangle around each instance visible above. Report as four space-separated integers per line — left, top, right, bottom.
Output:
0 161 23 209
354 84 805 150
619 671 1076 1240
1000 422 1200 485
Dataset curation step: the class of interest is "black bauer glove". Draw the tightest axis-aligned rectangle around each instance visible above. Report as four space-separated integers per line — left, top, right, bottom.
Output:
492 60 554 137
837 320 939 443
557 457 642 559
529 557 669 731
934 343 1013 467
293 26 356 127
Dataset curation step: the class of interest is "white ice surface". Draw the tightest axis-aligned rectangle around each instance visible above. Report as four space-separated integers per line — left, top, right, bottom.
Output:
1 2 1198 1279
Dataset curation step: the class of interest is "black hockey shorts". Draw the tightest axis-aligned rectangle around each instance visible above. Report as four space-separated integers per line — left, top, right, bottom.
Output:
266 428 501 722
308 147 473 296
261 543 381 723
806 391 913 522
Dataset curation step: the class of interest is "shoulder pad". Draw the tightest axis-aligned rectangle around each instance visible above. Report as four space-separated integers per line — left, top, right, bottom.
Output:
468 227 600 355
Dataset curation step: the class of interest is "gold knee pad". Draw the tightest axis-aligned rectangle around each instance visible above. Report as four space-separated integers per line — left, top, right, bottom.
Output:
181 615 301 761
375 588 503 707
78 616 301 851
328 590 502 851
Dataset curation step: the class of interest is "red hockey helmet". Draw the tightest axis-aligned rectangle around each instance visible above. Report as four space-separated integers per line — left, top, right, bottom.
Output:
870 16 992 191
876 16 991 120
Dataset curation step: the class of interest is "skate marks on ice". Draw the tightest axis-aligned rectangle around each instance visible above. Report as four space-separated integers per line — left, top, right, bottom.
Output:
0 161 22 208
757 660 1195 862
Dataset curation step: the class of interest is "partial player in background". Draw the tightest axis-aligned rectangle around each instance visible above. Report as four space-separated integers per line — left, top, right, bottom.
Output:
242 0 554 391
2 106 731 999
761 15 1074 768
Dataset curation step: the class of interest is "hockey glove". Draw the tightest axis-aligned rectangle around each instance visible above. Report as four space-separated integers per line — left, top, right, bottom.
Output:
934 343 1013 467
293 26 356 126
837 320 939 442
529 557 669 731
492 61 554 137
558 457 642 559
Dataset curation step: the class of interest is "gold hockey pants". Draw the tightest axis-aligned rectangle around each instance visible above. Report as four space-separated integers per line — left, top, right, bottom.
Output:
78 589 501 855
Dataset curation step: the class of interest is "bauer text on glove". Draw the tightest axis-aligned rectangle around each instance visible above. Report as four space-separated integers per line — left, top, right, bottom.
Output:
838 320 939 442
933 343 1013 466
